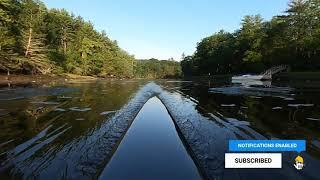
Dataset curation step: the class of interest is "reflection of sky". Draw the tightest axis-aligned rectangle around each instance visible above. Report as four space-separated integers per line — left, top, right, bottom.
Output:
100 97 201 179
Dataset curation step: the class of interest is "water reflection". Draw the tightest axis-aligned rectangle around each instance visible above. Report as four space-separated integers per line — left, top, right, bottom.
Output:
99 97 201 180
161 79 320 179
163 79 320 156
0 79 319 179
0 80 147 179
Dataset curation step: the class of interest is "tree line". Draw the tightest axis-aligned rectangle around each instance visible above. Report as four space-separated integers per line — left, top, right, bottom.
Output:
0 0 181 78
134 58 181 79
181 0 320 76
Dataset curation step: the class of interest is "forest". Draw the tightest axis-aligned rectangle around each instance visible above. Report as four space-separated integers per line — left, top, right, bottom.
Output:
134 58 181 79
0 0 181 78
2 0 319 79
181 0 320 76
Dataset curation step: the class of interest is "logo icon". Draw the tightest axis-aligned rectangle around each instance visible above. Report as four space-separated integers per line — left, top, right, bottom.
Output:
294 155 304 170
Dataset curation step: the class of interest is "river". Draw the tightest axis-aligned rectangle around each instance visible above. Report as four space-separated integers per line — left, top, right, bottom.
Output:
0 79 319 179
99 97 201 180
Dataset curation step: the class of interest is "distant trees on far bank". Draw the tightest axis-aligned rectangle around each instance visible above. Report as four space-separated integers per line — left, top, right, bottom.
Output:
134 58 181 79
181 0 320 76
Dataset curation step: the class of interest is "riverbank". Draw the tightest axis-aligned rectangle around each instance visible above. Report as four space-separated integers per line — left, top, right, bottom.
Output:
0 73 100 87
0 73 184 88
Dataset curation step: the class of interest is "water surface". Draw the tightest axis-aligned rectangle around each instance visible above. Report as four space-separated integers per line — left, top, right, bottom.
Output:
0 79 319 179
99 97 201 180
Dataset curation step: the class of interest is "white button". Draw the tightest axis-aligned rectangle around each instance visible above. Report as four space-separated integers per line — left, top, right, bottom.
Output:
225 153 282 168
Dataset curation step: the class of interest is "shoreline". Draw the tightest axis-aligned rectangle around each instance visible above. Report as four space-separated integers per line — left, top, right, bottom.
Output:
0 74 176 87
2 71 320 88
0 73 100 87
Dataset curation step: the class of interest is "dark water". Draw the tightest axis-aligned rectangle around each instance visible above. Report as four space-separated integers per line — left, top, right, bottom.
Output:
0 79 319 179
99 97 201 180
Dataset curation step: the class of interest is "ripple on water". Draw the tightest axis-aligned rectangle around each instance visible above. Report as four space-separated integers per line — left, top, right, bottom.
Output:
58 96 73 99
225 118 250 126
0 96 24 101
0 139 15 148
0 109 9 117
53 108 66 112
209 86 293 98
306 117 320 121
221 104 236 107
0 87 77 101
283 97 295 101
288 104 314 107
69 107 92 112
250 95 262 99
100 110 117 116
31 101 60 105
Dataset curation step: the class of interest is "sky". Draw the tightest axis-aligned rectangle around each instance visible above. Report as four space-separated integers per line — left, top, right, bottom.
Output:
42 0 290 61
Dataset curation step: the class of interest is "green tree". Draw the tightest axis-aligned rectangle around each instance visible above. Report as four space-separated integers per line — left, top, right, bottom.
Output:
237 15 265 63
18 0 53 74
181 55 194 76
134 58 181 78
0 0 138 76
193 30 236 74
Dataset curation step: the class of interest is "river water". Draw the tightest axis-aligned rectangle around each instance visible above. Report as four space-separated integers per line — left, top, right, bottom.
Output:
0 79 319 179
99 97 201 180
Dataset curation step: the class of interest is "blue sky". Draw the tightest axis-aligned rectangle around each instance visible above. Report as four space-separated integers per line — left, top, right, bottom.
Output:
42 0 290 60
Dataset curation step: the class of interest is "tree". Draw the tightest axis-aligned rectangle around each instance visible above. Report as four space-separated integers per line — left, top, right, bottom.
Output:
134 58 181 78
18 0 53 74
262 16 292 65
193 30 236 74
0 0 138 76
0 0 20 52
237 15 265 63
46 9 75 54
181 55 194 76
282 0 320 69
180 1 320 75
